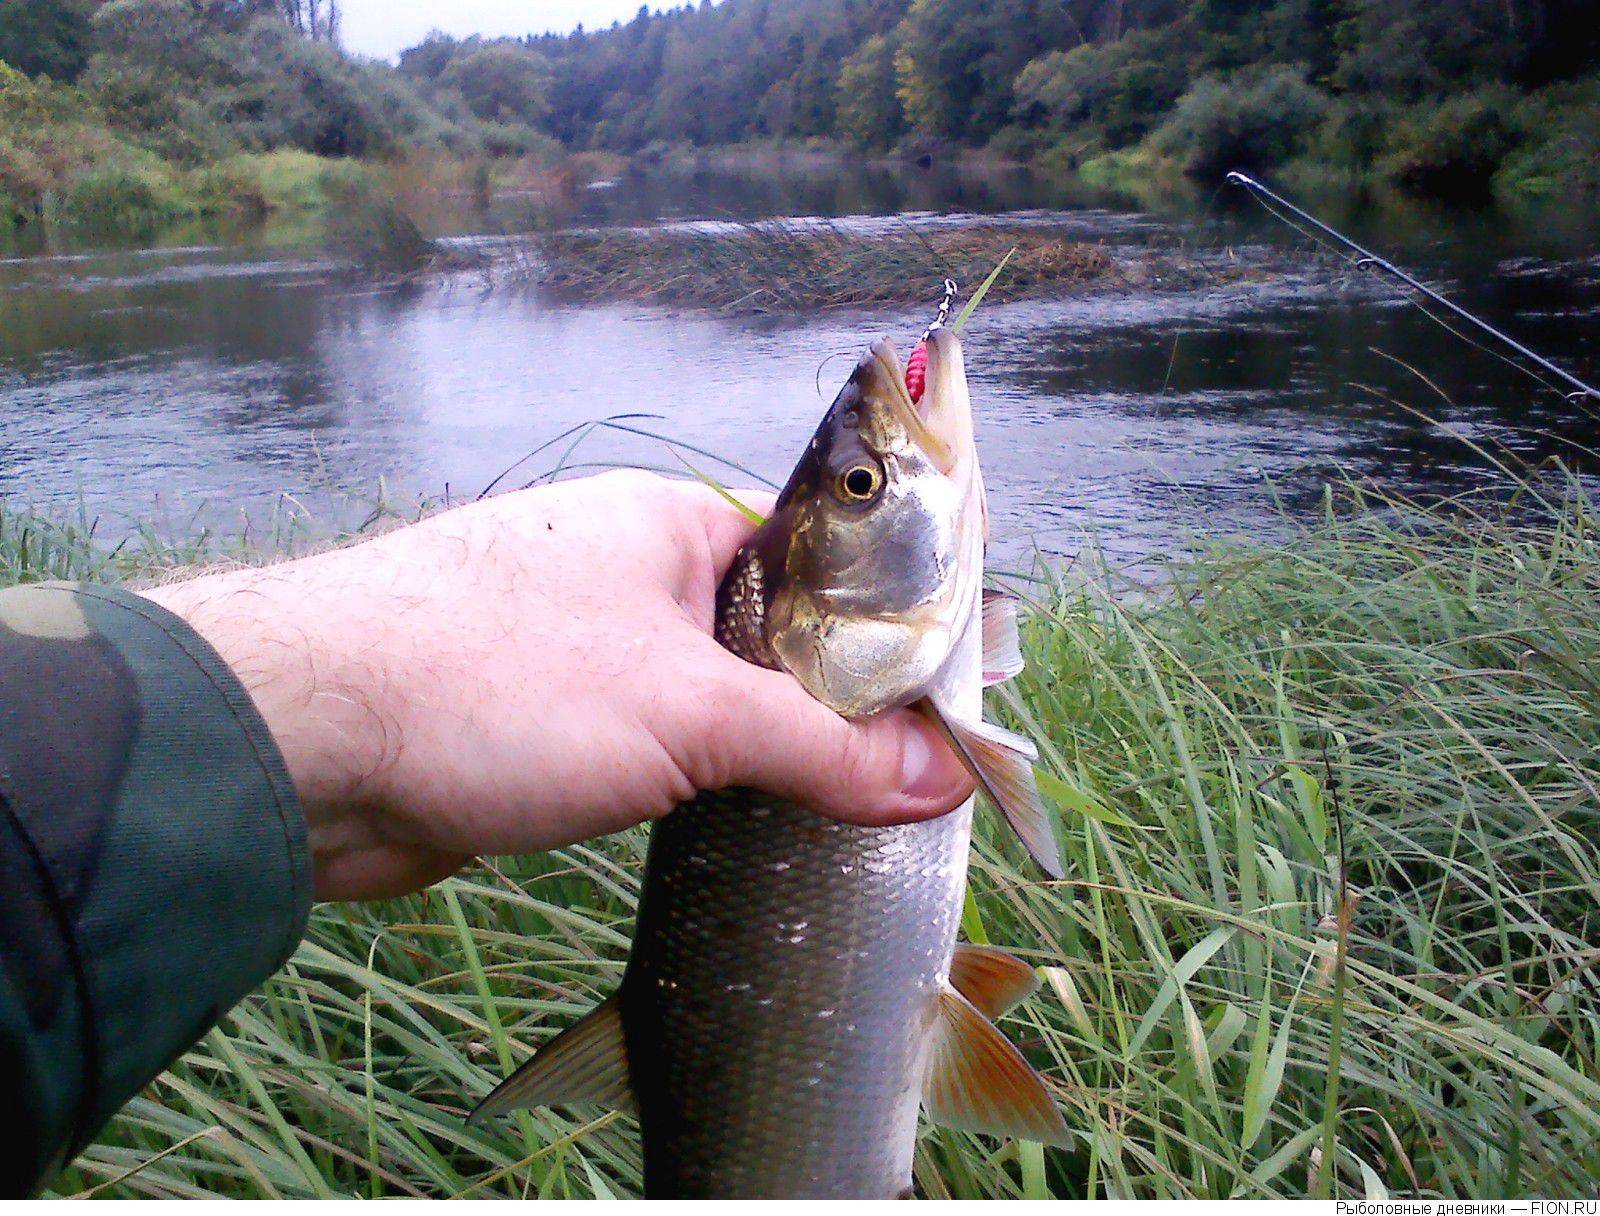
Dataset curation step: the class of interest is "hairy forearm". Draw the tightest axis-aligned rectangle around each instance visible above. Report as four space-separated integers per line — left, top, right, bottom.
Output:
145 554 398 822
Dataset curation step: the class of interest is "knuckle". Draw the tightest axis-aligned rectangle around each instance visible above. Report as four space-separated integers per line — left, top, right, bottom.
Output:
674 667 744 790
829 720 886 807
595 467 664 501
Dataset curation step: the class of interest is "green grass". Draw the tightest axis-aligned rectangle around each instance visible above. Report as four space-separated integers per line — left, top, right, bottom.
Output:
12 473 1600 1198
46 157 200 230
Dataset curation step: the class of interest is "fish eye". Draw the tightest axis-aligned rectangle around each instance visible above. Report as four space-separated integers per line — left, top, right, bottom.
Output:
837 462 884 503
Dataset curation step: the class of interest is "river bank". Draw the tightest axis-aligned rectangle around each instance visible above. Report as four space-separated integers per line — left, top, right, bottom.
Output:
13 466 1599 1199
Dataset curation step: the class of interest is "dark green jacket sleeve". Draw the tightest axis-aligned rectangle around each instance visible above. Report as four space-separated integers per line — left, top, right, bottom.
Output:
0 582 311 1196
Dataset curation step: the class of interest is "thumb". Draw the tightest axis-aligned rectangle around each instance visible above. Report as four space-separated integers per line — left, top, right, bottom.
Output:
712 661 975 825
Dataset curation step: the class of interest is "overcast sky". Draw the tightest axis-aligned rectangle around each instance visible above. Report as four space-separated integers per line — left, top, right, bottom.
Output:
339 1 687 61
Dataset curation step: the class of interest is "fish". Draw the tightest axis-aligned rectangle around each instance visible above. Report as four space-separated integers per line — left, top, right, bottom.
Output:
468 325 1068 1198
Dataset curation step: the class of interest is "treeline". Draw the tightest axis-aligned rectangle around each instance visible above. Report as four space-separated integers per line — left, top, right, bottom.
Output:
5 0 1599 230
0 0 556 227
404 0 1600 199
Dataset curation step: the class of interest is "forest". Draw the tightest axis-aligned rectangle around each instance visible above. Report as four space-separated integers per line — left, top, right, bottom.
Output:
436 0 1600 198
3 0 1600 230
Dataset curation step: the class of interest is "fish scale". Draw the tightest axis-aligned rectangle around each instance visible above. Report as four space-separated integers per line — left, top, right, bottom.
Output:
623 795 972 1197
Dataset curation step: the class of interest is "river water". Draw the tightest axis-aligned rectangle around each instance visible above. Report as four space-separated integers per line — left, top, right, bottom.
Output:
2 157 1597 564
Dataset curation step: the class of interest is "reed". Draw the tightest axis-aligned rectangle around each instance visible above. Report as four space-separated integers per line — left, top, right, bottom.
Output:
532 221 1126 310
14 469 1600 1198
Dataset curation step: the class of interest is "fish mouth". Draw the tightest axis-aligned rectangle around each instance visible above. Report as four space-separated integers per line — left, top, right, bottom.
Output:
867 337 957 473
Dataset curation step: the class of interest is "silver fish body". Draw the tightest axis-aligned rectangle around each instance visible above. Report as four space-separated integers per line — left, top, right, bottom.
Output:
621 584 983 1198
624 798 974 1197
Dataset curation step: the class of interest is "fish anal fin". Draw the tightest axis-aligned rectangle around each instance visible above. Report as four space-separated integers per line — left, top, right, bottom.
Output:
923 987 1071 1148
981 591 1023 686
922 698 1064 880
467 993 636 1124
950 943 1040 1019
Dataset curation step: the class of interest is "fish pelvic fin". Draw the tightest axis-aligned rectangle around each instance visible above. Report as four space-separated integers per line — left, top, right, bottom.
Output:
467 993 636 1124
921 697 1065 880
923 986 1072 1148
981 591 1023 686
950 943 1040 1020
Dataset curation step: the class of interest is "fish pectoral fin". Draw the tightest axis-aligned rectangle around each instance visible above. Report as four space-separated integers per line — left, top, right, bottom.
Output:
950 943 1040 1019
923 986 1072 1148
980 591 1023 686
467 993 636 1124
921 698 1064 880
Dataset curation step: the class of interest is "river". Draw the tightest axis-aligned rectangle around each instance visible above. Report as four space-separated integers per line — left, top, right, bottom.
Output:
2 156 1597 565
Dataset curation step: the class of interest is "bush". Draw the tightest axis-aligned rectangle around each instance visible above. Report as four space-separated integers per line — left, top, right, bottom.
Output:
0 133 53 224
1493 74 1600 199
0 59 141 221
1150 64 1330 179
1378 87 1522 199
475 120 544 159
47 156 195 228
1305 99 1395 174
985 123 1048 161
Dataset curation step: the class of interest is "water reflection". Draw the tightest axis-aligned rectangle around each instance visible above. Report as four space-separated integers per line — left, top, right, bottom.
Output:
1 160 1597 563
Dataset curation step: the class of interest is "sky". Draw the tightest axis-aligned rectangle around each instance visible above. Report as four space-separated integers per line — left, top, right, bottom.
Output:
338 1 686 61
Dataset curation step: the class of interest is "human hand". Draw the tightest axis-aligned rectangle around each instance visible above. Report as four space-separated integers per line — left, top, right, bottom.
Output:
144 471 974 900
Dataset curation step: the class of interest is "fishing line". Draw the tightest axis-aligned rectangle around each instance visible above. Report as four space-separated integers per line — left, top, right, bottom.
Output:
1235 182 1581 406
1226 171 1600 406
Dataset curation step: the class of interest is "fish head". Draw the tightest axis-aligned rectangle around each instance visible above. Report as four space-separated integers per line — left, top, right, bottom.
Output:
731 328 985 717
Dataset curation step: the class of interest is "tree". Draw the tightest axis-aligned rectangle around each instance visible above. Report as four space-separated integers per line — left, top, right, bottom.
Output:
836 33 902 148
81 0 241 158
1013 25 1190 148
398 30 459 83
277 0 340 44
237 16 393 154
0 0 97 80
90 0 218 77
894 0 1077 142
439 40 550 126
1150 63 1328 177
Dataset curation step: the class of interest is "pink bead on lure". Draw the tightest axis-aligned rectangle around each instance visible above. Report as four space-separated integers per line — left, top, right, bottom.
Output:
906 341 929 403
908 277 957 404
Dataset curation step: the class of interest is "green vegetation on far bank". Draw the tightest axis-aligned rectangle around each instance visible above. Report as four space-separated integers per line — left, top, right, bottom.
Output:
0 59 360 229
11 464 1600 1198
0 0 565 233
7 0 1600 240
502 0 1600 204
